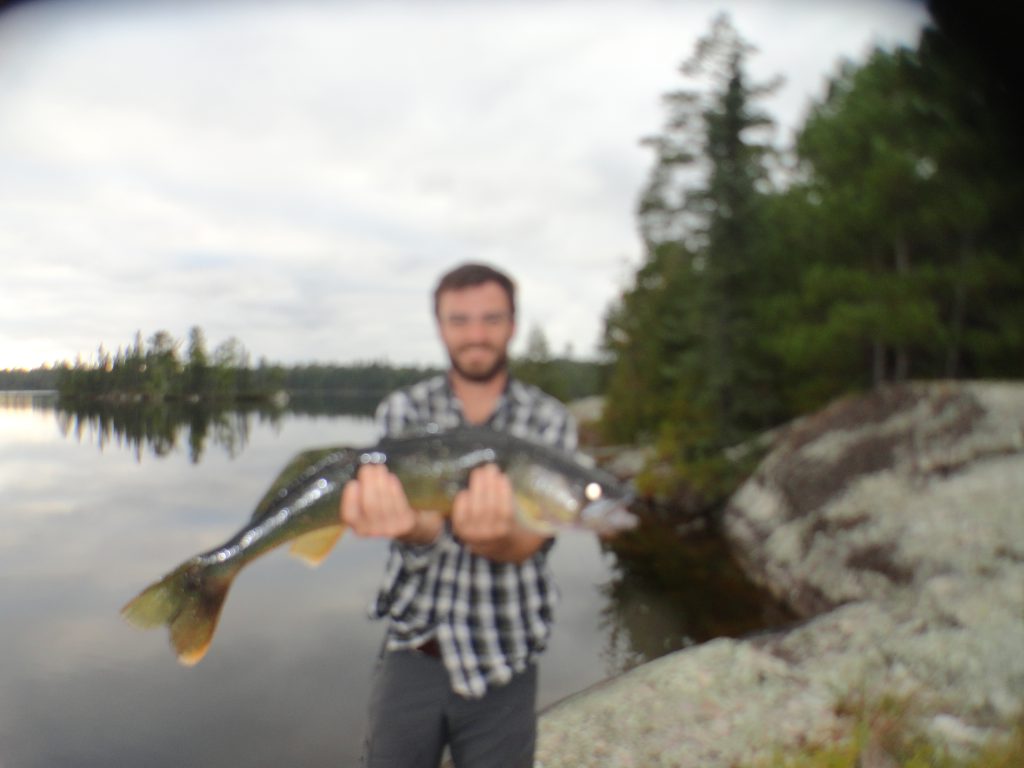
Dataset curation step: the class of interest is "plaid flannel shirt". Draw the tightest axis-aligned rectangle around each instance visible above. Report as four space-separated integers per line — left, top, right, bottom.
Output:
368 374 577 699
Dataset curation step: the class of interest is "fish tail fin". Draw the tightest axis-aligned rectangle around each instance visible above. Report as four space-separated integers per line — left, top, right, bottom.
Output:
121 559 234 666
288 523 346 566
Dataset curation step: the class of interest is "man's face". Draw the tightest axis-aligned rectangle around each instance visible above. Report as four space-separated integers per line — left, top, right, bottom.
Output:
436 282 515 383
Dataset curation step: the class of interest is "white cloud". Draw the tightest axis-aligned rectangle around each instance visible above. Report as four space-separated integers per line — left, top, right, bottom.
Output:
0 0 929 369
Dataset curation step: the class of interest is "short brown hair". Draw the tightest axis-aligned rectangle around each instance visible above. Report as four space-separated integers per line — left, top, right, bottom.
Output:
433 263 516 317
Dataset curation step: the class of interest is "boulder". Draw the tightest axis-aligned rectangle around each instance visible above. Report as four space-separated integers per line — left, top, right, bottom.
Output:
536 382 1024 766
722 381 1024 615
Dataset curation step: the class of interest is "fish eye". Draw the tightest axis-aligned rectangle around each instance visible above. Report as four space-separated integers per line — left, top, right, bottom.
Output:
585 482 603 502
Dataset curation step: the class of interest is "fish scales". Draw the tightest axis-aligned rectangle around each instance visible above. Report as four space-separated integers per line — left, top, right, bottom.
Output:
121 425 634 666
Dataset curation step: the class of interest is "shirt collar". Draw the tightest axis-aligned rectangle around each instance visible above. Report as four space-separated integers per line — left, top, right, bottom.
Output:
443 371 515 427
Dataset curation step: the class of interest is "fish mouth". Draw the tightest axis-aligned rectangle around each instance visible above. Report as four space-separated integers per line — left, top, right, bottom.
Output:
579 495 638 534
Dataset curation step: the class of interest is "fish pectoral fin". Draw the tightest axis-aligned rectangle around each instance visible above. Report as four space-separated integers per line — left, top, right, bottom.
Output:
288 524 345 566
513 493 556 536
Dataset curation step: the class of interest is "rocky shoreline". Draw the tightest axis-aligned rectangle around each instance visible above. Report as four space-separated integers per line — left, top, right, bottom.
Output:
537 382 1024 767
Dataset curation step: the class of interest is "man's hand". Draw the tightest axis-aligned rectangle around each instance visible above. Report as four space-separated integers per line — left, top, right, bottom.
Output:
451 464 515 544
340 464 441 545
452 464 550 563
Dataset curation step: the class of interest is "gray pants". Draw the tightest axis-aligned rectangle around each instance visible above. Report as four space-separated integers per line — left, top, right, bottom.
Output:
361 650 538 768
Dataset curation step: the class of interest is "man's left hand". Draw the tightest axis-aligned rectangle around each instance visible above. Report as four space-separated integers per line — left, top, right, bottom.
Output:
451 463 516 546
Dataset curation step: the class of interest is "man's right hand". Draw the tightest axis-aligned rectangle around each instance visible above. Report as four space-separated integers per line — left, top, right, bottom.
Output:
340 464 443 545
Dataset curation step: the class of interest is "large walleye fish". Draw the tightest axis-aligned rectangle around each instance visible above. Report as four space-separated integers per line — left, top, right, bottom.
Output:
122 425 635 665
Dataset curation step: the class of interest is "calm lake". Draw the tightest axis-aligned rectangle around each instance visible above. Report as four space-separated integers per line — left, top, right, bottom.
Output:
0 391 786 767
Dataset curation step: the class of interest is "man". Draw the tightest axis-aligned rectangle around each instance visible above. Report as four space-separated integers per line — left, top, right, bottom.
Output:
340 263 576 768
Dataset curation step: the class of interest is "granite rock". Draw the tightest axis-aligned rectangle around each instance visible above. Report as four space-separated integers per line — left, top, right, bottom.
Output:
536 382 1024 767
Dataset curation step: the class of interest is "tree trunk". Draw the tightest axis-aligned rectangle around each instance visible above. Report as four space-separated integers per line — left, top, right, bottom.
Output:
945 232 971 378
893 236 910 381
872 341 887 388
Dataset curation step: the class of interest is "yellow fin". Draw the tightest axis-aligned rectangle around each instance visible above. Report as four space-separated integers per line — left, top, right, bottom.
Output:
514 493 556 536
288 525 345 566
122 559 233 667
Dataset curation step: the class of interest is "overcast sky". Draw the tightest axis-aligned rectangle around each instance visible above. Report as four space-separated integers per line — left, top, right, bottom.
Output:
0 0 929 370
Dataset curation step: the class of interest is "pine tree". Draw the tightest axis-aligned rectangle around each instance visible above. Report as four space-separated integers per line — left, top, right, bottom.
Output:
605 14 782 449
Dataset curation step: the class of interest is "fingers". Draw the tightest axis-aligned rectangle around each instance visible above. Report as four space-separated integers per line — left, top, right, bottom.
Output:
340 475 363 527
340 465 415 538
341 462 516 545
452 464 515 544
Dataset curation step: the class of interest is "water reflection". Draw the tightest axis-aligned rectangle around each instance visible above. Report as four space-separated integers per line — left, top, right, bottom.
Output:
54 400 277 462
598 513 794 673
0 394 792 766
42 394 792 679
50 392 380 463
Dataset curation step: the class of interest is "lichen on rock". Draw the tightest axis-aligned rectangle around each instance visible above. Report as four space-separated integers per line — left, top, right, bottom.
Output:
536 382 1024 767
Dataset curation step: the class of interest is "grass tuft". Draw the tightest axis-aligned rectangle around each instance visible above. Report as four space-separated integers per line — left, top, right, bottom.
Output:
750 693 1023 768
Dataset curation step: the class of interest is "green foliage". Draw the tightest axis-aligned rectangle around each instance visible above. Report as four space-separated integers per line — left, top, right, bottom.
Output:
53 330 452 406
603 14 787 501
55 328 284 405
754 693 1024 768
17 324 603 408
602 240 702 443
510 325 607 402
281 361 440 395
0 367 58 390
602 14 1024 505
783 32 1024 390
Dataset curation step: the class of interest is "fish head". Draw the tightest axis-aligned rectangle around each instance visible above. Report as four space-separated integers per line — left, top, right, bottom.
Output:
510 453 637 536
577 483 639 536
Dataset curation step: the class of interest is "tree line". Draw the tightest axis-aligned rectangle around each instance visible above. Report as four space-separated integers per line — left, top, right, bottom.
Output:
51 328 284 404
29 325 606 405
47 327 442 404
600 14 1023 506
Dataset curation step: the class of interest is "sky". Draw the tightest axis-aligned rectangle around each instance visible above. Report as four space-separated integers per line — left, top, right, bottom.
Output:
0 0 929 370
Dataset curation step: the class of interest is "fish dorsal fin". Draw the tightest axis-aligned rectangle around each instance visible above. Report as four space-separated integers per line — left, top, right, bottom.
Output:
453 446 500 472
288 524 345 566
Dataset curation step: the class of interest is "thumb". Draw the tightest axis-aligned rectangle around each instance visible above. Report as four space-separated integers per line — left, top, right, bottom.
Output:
340 479 362 527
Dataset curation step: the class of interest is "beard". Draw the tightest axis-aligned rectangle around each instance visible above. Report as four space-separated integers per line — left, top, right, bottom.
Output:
448 344 509 383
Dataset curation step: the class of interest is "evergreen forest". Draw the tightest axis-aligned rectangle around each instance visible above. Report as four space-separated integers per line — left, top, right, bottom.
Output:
8 324 605 407
40 327 442 405
600 13 1022 504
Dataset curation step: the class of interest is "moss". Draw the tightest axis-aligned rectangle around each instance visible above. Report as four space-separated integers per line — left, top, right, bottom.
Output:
632 429 763 516
752 693 1024 768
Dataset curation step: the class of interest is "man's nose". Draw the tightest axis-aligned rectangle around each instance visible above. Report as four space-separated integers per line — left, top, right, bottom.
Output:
464 321 491 342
